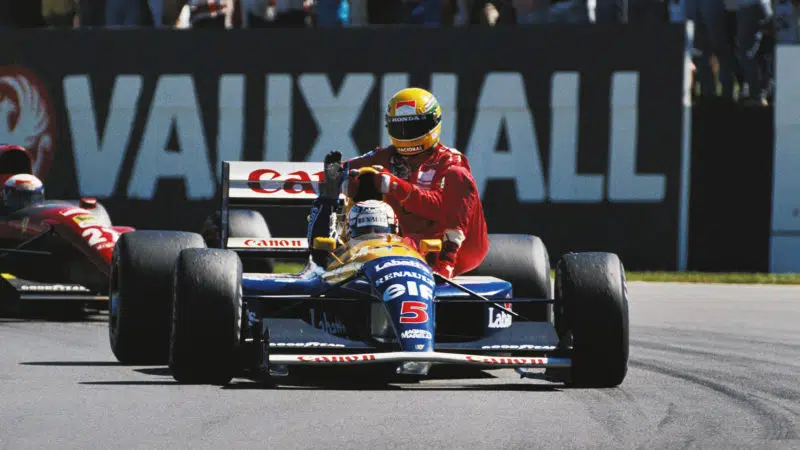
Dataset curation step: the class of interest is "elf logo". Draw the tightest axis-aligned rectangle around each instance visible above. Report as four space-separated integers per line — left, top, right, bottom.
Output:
62 72 664 203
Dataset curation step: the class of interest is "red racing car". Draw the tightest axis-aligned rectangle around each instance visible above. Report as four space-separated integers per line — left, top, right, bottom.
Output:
0 145 134 316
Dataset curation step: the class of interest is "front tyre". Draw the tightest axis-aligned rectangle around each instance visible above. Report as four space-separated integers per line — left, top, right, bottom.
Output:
109 231 206 365
554 252 629 387
169 248 243 385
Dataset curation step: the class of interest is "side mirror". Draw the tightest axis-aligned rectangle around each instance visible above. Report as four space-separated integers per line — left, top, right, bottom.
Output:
313 237 337 252
419 239 442 256
79 197 98 209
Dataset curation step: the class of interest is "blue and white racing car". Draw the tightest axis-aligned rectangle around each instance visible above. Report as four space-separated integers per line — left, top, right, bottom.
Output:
108 161 629 388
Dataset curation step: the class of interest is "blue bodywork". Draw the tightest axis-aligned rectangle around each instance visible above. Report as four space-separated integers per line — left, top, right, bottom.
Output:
242 258 513 299
242 255 558 355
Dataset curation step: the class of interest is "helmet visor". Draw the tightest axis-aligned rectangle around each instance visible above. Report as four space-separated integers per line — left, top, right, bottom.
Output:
4 188 44 212
386 113 440 140
351 225 396 239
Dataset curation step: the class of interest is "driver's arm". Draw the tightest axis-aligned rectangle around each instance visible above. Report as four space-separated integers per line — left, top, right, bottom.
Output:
343 148 387 171
379 165 477 225
381 166 479 278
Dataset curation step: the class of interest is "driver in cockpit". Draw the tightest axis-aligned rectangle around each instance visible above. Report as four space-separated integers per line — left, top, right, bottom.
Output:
343 199 399 242
323 198 418 264
3 173 45 214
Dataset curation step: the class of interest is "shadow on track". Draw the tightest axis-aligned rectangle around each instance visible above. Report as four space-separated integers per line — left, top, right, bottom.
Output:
80 381 180 386
0 310 107 323
74 364 564 392
224 380 562 392
224 366 562 392
75 377 562 391
135 367 172 376
21 361 120 366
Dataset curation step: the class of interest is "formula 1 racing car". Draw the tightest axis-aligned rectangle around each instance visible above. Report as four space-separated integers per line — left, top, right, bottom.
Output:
0 146 135 315
109 161 629 388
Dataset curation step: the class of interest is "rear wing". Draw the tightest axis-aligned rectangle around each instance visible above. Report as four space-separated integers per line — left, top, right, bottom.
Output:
225 237 309 258
223 161 343 206
221 161 343 255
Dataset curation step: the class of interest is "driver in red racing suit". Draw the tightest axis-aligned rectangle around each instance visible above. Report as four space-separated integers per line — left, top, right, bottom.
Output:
308 87 489 278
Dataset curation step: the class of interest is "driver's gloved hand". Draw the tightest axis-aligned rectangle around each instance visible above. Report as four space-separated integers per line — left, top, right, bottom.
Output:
324 150 342 166
433 240 458 278
344 165 387 200
320 151 344 200
345 169 361 198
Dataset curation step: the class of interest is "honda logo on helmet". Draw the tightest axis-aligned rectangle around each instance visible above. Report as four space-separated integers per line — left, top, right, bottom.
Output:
394 100 417 116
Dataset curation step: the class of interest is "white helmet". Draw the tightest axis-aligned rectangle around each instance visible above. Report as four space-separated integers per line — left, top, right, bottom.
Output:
3 173 45 213
347 200 398 239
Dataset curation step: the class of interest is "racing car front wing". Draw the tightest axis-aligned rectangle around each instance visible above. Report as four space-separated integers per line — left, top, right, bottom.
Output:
269 351 571 368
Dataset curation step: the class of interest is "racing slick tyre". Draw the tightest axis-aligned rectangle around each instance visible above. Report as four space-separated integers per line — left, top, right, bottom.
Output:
109 231 206 365
200 209 274 273
554 252 629 388
470 234 552 321
169 248 242 385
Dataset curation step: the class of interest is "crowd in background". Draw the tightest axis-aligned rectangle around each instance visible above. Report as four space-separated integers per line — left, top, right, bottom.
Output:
680 0 798 106
1 0 798 106
0 0 794 31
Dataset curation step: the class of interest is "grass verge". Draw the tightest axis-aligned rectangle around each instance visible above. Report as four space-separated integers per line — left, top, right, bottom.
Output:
273 262 800 285
623 271 800 285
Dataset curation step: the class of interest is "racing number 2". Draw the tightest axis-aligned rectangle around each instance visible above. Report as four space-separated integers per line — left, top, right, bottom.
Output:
81 227 120 250
399 301 429 324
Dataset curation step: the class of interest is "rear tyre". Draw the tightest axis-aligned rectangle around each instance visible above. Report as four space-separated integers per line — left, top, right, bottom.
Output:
554 252 629 387
109 231 206 365
169 248 242 385
201 209 274 273
470 234 552 320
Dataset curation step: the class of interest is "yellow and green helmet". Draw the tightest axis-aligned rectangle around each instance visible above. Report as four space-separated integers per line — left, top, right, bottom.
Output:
385 87 442 156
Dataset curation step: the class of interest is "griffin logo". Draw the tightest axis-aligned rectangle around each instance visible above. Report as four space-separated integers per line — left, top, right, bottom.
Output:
0 65 56 179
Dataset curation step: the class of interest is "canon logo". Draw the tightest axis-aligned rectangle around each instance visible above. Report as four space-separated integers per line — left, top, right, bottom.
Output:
296 354 377 363
464 356 547 365
244 239 305 248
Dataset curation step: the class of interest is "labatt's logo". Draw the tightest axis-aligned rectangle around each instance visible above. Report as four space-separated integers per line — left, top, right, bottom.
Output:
488 303 513 329
0 65 57 178
375 259 429 272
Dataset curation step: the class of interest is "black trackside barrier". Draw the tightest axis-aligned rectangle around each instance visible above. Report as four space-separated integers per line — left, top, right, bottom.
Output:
0 25 686 270
687 99 774 272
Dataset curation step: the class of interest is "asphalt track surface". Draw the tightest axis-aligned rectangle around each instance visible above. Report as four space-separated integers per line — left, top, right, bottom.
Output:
1 282 798 449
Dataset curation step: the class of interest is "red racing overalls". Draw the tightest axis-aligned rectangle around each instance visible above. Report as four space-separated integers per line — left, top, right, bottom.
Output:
344 143 489 277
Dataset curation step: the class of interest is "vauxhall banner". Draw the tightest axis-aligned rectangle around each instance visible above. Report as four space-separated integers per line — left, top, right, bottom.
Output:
0 26 687 270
